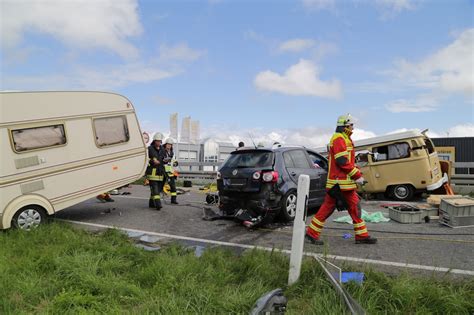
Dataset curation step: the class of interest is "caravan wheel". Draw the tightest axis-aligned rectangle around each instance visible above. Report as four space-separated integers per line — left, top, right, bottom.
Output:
12 206 47 230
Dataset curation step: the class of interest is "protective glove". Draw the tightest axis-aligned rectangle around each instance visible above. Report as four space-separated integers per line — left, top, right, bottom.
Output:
173 161 179 167
355 177 366 185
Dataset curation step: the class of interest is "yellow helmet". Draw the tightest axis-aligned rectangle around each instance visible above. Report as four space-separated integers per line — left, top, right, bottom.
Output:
336 114 353 127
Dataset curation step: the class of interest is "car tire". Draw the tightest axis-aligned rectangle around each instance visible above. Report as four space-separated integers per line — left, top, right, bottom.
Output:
280 190 297 222
11 205 47 230
389 184 415 201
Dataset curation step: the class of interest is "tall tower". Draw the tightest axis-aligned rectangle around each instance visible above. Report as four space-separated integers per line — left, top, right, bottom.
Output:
190 120 200 144
181 116 191 143
170 113 178 140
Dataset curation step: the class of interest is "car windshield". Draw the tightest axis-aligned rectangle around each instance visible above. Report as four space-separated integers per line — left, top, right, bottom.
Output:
224 151 274 168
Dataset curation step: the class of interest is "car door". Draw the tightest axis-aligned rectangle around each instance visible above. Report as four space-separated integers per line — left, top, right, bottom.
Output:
283 149 320 204
306 150 328 202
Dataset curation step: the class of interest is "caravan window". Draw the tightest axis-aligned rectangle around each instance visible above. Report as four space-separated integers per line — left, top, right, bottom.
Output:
373 142 410 162
93 116 129 147
11 124 66 152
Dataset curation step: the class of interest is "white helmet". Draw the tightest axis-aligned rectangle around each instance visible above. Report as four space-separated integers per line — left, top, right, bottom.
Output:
153 132 164 141
164 138 175 145
336 113 354 127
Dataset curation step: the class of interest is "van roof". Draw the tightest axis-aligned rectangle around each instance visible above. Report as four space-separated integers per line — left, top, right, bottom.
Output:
354 130 426 148
0 91 133 125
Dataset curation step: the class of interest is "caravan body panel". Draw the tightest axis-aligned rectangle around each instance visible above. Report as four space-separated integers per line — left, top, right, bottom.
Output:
0 91 147 229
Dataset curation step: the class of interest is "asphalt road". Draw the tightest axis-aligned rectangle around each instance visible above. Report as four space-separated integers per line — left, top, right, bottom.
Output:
55 185 474 277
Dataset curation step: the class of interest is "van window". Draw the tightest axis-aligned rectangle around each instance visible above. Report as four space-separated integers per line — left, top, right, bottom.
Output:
373 142 410 162
424 138 435 154
11 124 66 152
94 116 129 147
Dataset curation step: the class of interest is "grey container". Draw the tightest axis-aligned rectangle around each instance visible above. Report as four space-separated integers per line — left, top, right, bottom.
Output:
439 196 474 228
388 207 423 224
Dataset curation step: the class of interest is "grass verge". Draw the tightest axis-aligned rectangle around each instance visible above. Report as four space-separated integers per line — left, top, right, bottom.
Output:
1 223 473 314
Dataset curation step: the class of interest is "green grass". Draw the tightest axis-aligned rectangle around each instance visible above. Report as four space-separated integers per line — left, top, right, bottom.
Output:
1 223 473 314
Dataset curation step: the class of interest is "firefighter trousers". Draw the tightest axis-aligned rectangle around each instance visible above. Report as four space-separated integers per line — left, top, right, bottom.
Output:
307 189 370 240
149 180 163 208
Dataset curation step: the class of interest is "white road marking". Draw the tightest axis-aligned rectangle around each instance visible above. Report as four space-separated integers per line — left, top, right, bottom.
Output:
58 219 474 276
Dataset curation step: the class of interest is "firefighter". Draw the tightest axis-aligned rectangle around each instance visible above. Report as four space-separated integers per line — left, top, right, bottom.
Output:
306 114 377 245
159 138 179 204
146 132 165 210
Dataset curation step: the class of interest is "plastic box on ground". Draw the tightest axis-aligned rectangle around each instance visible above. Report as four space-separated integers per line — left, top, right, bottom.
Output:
439 196 474 228
388 207 423 224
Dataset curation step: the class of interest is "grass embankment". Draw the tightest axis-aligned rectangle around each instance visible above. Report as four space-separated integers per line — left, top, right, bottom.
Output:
1 224 473 314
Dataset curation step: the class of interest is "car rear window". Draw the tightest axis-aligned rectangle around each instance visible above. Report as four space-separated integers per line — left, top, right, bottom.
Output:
224 151 274 168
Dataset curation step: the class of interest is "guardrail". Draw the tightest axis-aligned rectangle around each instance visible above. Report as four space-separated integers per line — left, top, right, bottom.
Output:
451 162 474 194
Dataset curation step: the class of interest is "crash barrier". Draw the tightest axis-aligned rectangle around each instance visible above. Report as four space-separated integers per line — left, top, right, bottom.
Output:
451 162 474 194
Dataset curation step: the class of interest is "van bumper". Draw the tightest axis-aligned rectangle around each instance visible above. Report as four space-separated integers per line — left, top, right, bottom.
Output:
427 173 448 191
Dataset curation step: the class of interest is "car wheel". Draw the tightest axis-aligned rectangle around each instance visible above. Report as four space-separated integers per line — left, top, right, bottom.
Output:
12 205 47 230
280 191 297 222
390 184 414 201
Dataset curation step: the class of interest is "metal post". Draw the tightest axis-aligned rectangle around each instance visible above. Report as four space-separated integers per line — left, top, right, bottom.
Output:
288 174 310 285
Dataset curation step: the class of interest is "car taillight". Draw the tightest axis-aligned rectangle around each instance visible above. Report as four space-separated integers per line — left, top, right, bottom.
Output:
217 171 221 179
262 171 278 183
252 171 261 180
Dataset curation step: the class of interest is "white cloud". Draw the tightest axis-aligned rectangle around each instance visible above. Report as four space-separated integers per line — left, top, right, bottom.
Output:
2 62 178 91
278 39 316 52
385 94 439 113
1 0 142 58
446 124 474 137
159 43 206 62
302 0 336 11
393 28 474 95
254 59 342 99
375 0 417 18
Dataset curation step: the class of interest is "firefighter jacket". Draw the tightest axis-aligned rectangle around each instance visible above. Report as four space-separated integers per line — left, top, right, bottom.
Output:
146 145 164 181
158 148 176 177
326 131 362 191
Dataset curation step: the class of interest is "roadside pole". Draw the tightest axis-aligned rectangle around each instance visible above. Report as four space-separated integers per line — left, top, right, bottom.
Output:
288 174 310 285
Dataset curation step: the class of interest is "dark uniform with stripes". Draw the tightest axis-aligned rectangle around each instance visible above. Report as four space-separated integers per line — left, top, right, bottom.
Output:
146 144 164 209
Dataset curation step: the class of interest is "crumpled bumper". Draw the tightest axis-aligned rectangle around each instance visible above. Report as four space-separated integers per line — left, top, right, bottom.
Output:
427 173 449 191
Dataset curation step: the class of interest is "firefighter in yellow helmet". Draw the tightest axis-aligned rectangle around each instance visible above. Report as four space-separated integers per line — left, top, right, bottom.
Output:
145 132 165 210
159 138 179 204
306 114 377 245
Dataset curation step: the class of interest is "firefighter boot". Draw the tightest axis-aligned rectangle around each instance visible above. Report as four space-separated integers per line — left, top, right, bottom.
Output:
155 199 162 210
355 236 377 244
305 234 324 245
171 196 179 204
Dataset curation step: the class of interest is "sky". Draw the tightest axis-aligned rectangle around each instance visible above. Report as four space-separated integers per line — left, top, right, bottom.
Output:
1 0 473 148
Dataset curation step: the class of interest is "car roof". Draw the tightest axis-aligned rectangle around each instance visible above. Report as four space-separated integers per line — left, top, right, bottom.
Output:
231 145 309 154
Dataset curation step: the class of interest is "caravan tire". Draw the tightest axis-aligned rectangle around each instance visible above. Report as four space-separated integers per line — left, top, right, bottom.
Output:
390 184 415 201
12 205 47 230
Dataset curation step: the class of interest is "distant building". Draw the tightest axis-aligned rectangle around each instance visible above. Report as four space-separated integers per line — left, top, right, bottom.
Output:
432 137 474 174
181 116 191 143
173 138 235 172
190 120 200 144
170 113 178 140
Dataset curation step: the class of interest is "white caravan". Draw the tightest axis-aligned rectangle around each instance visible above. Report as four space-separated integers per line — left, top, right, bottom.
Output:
0 91 147 229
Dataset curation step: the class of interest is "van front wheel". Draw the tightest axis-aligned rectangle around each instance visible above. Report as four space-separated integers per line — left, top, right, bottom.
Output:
12 205 47 230
390 184 414 201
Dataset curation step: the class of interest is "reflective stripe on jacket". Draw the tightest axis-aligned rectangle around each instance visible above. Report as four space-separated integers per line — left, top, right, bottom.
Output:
326 132 362 191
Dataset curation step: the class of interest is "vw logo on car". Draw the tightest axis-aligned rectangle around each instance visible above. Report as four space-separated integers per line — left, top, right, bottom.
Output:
232 169 238 176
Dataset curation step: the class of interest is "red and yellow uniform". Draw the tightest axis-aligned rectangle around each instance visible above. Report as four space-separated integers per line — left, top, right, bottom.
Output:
306 114 376 244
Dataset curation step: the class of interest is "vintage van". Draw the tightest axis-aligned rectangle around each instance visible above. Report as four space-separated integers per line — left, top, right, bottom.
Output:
353 130 448 201
0 91 147 229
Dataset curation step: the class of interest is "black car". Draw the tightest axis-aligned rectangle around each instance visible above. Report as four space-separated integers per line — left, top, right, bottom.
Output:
217 146 328 222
